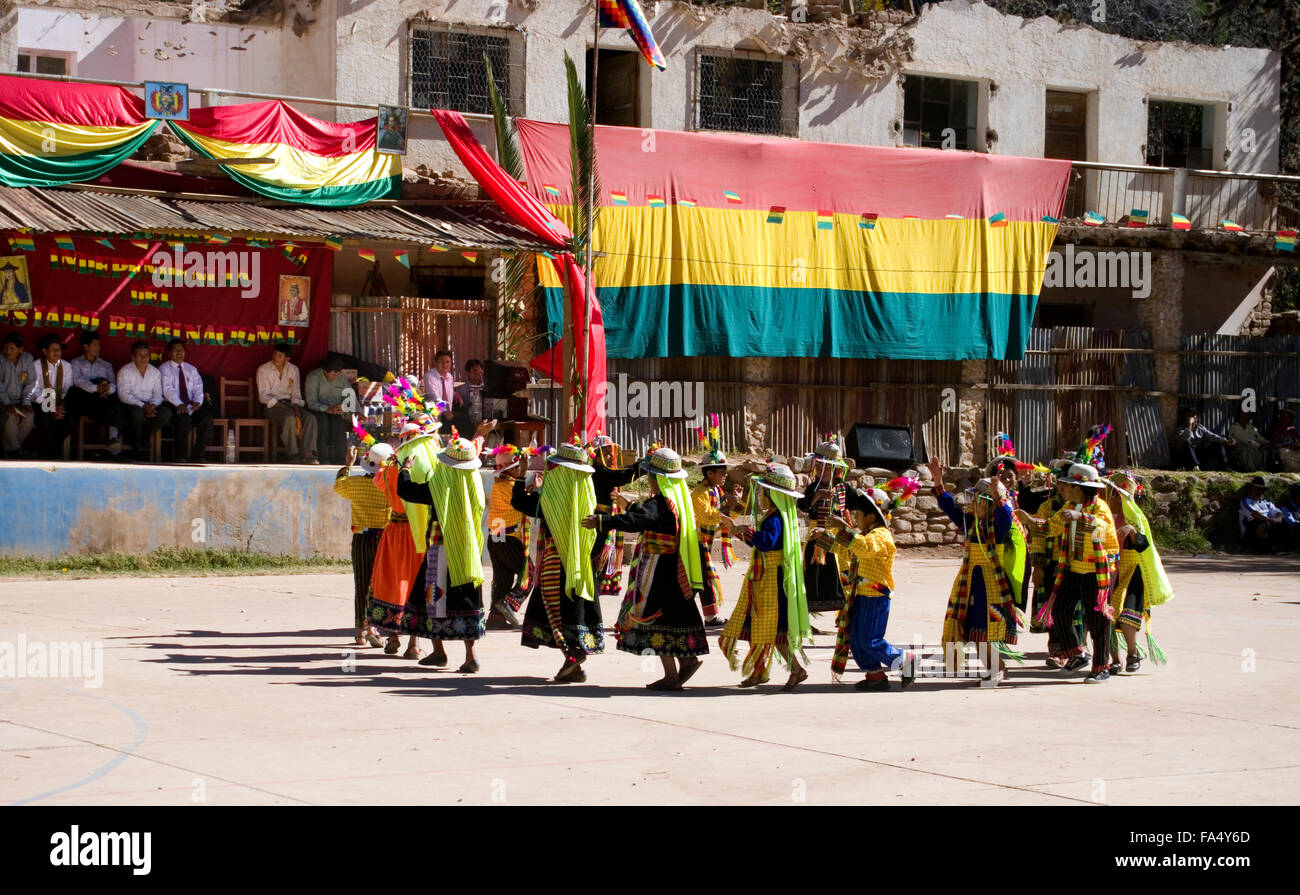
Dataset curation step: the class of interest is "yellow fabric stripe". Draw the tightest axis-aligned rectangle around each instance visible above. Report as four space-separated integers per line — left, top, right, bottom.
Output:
538 206 1057 296
0 115 155 158
174 129 400 189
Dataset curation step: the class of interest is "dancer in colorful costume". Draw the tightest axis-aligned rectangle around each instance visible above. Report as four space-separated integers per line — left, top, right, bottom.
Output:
798 436 854 616
584 447 707 690
812 478 920 691
484 444 533 626
589 434 638 596
691 416 740 626
512 440 602 682
987 432 1032 614
927 456 1022 686
333 441 391 648
1033 463 1118 683
397 428 492 673
719 463 812 691
367 420 441 661
1104 470 1173 674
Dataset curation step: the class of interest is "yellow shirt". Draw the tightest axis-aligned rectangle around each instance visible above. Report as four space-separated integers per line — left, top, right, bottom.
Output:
1048 497 1117 574
488 478 525 541
835 525 896 597
333 468 391 532
691 482 722 529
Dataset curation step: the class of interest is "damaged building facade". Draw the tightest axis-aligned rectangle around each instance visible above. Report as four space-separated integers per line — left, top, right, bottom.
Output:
3 0 1295 465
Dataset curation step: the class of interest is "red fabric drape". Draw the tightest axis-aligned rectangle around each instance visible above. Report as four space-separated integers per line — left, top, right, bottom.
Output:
431 109 606 440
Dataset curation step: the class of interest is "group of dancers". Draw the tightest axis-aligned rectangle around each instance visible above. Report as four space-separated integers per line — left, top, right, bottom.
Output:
333 412 1174 690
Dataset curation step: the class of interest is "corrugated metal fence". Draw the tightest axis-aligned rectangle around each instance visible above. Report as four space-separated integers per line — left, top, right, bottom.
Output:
989 326 1167 467
330 296 496 381
1180 333 1300 436
594 356 964 463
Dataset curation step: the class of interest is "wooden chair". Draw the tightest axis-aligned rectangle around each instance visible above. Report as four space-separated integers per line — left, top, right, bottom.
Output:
76 417 111 460
219 377 274 463
203 418 230 463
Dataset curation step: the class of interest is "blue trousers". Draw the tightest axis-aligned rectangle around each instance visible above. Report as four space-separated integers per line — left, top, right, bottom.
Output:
848 595 903 672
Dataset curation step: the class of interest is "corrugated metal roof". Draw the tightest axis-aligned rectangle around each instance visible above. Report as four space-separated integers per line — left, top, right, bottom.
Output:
0 185 554 252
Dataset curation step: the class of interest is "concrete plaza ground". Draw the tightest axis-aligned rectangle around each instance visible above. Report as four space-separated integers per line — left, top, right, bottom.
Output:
2 553 1298 806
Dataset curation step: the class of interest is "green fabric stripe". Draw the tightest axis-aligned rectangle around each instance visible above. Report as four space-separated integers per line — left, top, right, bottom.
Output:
543 283 1039 360
169 123 399 206
655 474 703 589
540 466 598 600
428 462 486 587
0 122 160 188
770 491 811 659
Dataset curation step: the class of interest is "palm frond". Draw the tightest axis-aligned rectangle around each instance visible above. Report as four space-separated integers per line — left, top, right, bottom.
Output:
485 53 533 361
563 51 601 267
484 54 524 182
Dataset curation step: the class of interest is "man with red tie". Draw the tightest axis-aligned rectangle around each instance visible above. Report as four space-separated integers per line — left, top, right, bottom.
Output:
160 338 214 463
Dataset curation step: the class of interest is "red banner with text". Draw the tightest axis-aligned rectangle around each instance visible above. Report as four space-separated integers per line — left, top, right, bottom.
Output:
0 233 331 381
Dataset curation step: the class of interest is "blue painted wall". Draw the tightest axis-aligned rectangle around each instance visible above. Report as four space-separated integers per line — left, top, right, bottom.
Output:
0 463 353 558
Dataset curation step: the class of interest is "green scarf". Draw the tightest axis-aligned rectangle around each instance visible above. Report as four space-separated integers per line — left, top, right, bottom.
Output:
999 516 1026 598
396 434 440 553
427 461 485 588
540 465 598 600
655 473 703 589
1117 492 1174 607
769 489 811 659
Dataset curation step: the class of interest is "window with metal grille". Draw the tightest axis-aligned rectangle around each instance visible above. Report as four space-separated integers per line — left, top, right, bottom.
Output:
696 52 792 137
903 75 978 150
1146 100 1214 169
410 29 510 116
17 53 69 75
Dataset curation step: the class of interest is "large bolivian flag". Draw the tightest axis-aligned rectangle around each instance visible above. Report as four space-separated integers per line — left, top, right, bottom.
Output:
0 75 159 187
516 120 1071 360
170 102 400 206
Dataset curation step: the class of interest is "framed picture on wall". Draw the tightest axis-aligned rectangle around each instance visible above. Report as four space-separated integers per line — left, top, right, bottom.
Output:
0 255 32 311
375 104 408 156
278 275 311 327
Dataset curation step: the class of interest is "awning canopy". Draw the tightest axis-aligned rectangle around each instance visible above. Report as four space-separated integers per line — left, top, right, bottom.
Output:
0 184 555 252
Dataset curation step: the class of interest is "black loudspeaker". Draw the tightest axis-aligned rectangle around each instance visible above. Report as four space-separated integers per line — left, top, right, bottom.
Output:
482 360 530 398
846 422 914 468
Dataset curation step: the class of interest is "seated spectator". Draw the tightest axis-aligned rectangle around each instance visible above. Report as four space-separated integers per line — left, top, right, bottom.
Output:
1280 482 1300 551
455 358 487 429
1173 409 1234 471
117 340 173 462
0 332 37 459
1270 408 1299 472
1227 410 1270 472
422 349 458 432
31 333 74 460
1239 476 1287 553
305 356 351 466
68 331 123 457
256 341 318 464
160 338 215 464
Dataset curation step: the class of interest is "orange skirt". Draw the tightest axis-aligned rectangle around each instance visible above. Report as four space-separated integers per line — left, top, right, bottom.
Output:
368 521 421 605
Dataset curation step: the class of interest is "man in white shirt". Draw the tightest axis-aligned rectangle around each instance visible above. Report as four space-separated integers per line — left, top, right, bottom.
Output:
68 330 123 456
422 349 459 433
255 341 318 463
32 333 75 459
454 358 486 429
161 338 215 463
0 332 37 458
117 340 173 461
